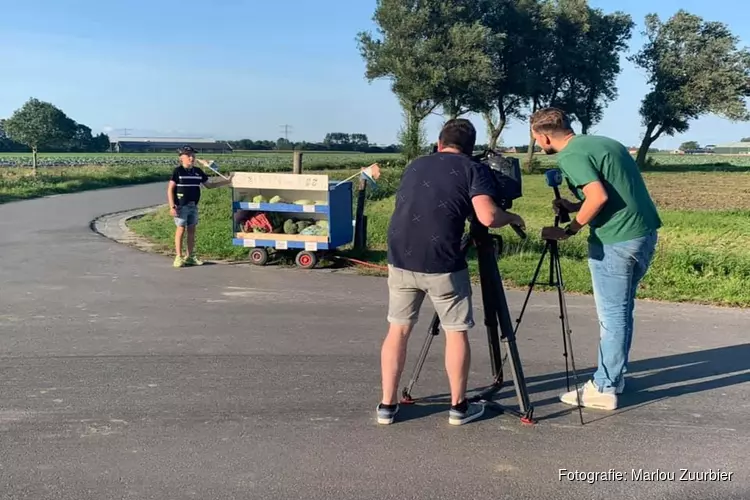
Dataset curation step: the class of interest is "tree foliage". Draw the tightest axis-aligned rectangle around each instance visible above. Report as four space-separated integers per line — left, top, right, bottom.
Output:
357 0 634 167
357 0 494 161
4 98 77 170
1 98 111 166
630 10 750 166
679 141 700 151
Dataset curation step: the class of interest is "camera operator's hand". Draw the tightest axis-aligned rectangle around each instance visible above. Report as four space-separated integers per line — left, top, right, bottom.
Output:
541 226 570 241
552 199 581 215
510 213 526 231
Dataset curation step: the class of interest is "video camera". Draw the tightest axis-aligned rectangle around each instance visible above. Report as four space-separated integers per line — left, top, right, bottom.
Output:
472 149 523 211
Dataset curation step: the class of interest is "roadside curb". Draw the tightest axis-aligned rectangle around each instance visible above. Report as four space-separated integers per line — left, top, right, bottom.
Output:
90 205 167 255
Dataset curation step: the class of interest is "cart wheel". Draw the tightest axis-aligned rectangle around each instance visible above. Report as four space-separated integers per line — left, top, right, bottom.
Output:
295 251 318 269
249 248 269 266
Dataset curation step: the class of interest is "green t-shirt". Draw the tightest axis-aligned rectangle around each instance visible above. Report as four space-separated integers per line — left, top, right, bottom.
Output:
556 135 662 245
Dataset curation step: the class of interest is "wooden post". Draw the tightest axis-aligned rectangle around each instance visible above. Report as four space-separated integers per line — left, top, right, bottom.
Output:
353 176 368 252
293 151 303 174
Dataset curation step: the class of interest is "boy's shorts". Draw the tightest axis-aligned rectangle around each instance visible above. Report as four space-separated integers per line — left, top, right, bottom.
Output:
174 203 199 227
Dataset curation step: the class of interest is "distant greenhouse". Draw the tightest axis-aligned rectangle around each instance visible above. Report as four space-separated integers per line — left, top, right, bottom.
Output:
712 142 750 155
110 137 233 154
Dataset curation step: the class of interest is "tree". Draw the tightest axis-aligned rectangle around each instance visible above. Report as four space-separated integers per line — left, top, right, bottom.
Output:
475 0 538 149
630 11 750 167
522 0 592 169
92 133 111 152
562 9 633 135
679 141 700 151
350 133 370 148
68 123 94 152
510 1 632 170
357 0 494 161
3 98 77 171
741 137 750 142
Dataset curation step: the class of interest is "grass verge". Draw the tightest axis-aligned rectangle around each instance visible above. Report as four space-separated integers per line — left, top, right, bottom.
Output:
128 166 750 307
0 166 173 204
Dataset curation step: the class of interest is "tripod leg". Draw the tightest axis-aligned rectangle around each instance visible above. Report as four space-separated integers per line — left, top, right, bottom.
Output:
477 251 503 380
496 288 533 420
513 242 550 336
551 242 584 425
473 236 534 422
401 313 441 403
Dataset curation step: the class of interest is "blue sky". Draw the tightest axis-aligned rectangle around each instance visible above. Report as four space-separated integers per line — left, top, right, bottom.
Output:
0 0 748 149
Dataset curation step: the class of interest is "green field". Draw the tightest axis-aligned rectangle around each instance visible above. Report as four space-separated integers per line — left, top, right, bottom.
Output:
127 155 750 308
4 150 750 306
0 151 403 204
3 150 749 204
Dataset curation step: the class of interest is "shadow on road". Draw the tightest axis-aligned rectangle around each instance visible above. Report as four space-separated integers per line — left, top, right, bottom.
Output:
408 343 750 422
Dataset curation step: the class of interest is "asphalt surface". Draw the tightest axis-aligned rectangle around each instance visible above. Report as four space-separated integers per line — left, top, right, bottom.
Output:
1 183 749 500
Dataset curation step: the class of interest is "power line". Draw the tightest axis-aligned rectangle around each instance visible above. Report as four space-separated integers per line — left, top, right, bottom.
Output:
280 124 293 141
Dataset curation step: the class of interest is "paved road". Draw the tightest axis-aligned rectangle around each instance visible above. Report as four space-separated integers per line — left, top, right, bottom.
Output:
1 184 749 500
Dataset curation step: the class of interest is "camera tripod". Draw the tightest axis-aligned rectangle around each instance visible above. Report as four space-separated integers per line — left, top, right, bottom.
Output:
399 218 535 425
511 215 585 424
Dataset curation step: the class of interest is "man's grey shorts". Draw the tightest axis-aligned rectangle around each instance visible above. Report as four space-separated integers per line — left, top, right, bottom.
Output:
174 203 199 227
387 265 475 332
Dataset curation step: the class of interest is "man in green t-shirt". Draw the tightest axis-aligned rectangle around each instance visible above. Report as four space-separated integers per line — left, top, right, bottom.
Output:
530 108 662 411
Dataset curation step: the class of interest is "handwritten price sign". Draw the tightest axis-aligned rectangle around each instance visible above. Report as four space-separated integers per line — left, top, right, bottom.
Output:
231 172 328 191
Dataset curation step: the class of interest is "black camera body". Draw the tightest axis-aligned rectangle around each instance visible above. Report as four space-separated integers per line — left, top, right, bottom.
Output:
472 149 523 210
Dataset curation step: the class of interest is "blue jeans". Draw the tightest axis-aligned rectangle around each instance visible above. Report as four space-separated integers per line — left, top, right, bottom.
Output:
588 230 658 393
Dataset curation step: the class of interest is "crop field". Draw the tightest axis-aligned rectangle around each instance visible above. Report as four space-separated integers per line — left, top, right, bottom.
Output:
1 150 749 205
0 151 403 171
0 151 402 203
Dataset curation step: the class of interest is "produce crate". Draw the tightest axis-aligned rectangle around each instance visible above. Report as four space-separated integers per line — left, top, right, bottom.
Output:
229 172 353 268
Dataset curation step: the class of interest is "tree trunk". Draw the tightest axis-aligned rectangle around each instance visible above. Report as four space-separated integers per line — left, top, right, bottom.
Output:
32 146 38 176
525 132 537 174
524 98 539 173
483 110 506 150
636 122 661 168
400 105 424 163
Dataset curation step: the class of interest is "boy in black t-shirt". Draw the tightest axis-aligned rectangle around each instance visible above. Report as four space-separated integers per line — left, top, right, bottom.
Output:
167 145 231 268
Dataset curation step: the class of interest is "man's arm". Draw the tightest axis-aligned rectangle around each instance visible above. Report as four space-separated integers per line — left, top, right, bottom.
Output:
542 155 607 240
559 155 608 234
468 163 525 229
471 195 524 229
567 181 608 233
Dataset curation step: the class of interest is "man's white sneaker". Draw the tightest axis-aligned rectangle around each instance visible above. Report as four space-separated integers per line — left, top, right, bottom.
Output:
560 380 618 410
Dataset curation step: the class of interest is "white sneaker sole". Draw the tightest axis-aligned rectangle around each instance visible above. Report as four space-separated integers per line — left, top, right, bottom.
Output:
560 392 618 410
376 405 398 425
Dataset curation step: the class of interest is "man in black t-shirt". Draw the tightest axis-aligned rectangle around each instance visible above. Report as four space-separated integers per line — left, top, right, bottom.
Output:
167 145 231 268
377 119 525 426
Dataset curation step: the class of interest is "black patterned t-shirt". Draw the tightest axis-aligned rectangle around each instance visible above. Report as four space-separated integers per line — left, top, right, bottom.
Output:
386 152 498 274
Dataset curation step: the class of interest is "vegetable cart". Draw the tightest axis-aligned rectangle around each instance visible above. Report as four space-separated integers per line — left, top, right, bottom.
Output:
229 172 354 269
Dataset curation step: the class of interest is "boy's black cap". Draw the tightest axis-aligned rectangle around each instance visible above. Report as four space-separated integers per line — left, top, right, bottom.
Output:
178 145 196 155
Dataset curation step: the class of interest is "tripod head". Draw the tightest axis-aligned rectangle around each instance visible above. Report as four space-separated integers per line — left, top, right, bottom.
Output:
545 169 571 225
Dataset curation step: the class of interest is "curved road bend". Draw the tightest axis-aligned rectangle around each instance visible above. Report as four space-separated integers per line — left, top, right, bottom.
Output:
1 183 748 500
